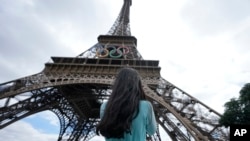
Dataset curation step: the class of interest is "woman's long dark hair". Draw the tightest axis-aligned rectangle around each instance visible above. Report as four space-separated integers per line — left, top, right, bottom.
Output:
96 67 146 139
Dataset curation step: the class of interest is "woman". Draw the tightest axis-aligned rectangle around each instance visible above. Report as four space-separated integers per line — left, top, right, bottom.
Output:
96 67 157 141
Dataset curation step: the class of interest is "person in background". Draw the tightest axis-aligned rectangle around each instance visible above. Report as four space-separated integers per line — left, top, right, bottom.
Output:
96 67 157 141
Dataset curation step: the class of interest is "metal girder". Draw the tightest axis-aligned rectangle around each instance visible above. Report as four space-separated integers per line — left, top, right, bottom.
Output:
0 60 229 140
143 78 229 140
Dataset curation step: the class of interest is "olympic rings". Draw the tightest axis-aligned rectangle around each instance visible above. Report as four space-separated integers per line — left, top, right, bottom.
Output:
96 45 130 58
96 48 109 58
109 48 123 58
117 46 130 55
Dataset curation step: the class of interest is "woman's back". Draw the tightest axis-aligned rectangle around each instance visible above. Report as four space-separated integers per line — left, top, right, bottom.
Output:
100 100 157 141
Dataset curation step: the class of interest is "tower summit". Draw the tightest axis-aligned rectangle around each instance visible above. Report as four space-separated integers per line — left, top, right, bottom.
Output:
78 0 141 60
0 0 229 140
107 0 132 36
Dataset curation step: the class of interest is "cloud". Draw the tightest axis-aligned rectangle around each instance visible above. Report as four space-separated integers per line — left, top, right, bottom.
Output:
181 0 250 36
231 18 250 55
0 121 58 141
0 0 72 81
25 111 60 133
0 0 118 82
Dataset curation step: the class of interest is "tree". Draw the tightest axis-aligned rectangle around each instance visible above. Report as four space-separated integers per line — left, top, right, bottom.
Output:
219 83 250 127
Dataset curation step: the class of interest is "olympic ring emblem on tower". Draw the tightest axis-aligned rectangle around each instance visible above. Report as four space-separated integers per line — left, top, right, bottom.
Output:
96 46 130 58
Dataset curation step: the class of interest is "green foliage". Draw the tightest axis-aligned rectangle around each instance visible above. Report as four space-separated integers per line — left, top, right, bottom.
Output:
219 83 250 127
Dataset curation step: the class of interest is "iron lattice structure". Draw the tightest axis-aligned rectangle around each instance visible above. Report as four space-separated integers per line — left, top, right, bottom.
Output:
0 0 229 140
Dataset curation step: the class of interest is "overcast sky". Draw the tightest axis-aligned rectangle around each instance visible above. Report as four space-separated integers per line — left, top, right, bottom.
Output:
0 0 250 140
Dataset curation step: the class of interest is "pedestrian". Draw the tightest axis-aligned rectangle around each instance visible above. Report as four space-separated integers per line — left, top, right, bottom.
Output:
96 67 157 141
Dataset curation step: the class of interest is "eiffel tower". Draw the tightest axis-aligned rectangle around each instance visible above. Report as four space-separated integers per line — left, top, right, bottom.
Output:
0 0 229 140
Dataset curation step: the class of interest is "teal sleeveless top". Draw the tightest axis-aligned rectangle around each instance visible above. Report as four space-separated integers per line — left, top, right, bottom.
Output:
100 100 157 141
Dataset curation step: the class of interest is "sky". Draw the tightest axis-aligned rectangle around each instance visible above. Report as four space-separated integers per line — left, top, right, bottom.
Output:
0 0 250 140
